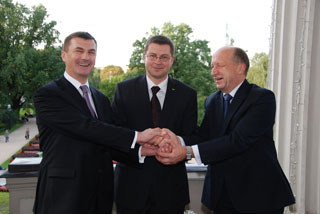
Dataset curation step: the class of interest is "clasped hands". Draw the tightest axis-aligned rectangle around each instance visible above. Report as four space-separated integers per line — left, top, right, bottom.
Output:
137 128 188 165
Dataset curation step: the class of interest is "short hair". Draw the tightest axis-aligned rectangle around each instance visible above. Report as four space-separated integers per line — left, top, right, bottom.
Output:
232 47 250 74
63 31 97 51
145 35 174 56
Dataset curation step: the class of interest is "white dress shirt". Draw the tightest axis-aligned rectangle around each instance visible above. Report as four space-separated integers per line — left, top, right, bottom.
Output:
146 75 168 109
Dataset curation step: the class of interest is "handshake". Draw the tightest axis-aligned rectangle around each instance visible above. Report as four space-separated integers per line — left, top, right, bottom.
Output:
137 128 191 165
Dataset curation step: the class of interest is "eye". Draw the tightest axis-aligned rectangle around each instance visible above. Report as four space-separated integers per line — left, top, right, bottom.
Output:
89 50 96 56
149 54 157 59
160 55 170 61
75 48 84 53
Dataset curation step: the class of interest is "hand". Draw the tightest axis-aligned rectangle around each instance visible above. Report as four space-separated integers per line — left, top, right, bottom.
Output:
141 144 159 156
156 129 187 165
137 128 161 145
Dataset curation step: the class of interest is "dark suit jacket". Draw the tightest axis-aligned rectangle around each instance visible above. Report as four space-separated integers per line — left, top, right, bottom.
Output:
111 75 197 210
185 80 295 213
33 76 136 214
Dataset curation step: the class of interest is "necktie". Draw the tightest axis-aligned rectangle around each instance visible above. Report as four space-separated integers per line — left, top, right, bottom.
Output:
151 86 161 127
80 85 97 118
224 94 232 118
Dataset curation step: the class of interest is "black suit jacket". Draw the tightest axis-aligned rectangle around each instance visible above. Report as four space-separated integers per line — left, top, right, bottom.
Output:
111 75 197 210
33 76 136 214
185 80 295 212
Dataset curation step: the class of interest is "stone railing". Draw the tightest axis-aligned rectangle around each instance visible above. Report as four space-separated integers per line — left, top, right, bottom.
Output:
0 161 210 214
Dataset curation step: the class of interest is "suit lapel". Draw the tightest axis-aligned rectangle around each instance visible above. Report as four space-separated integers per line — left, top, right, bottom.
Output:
223 80 251 131
160 77 176 127
59 76 96 119
137 75 154 126
90 87 103 119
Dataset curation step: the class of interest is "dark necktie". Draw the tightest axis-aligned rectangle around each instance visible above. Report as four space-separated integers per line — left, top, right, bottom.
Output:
151 86 161 127
224 94 232 118
80 85 97 118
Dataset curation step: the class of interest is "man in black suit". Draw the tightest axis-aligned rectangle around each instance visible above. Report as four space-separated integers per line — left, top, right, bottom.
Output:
33 32 160 214
157 46 295 214
112 35 198 214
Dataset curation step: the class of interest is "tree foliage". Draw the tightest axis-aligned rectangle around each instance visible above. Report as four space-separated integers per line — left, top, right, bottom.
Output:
100 65 124 82
99 75 124 102
0 0 63 121
247 52 268 88
88 67 101 89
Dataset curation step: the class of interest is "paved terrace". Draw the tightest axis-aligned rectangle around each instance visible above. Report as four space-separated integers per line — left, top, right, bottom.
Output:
0 117 38 183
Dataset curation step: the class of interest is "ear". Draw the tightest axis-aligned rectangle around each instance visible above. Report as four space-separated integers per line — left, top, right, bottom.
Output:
143 53 147 63
61 50 66 63
237 63 246 74
170 55 175 66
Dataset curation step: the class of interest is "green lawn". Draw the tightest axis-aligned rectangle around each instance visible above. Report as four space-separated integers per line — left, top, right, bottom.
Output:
0 192 9 214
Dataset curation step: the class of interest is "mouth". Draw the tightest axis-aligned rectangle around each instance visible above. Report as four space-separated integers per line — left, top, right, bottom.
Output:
214 77 223 82
78 62 91 67
152 66 164 69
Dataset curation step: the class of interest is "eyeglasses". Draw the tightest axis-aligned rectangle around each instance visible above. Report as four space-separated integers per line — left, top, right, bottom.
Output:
147 54 171 62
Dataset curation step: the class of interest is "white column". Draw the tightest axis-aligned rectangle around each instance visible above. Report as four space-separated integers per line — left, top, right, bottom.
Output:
268 0 320 213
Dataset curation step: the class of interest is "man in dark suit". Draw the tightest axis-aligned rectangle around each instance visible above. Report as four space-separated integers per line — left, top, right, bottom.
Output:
33 32 160 214
157 46 295 214
112 35 198 214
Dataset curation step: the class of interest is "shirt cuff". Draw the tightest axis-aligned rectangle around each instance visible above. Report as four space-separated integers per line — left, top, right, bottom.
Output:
131 131 138 149
178 136 185 146
138 146 146 163
192 145 203 165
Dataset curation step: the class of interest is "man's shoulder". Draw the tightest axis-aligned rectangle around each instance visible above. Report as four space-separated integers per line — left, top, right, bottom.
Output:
35 78 61 94
90 86 108 98
169 77 196 93
117 75 144 88
249 83 275 97
207 90 221 101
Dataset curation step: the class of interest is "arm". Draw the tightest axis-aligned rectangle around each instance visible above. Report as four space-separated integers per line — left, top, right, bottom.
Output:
199 90 276 164
156 90 276 165
34 84 159 154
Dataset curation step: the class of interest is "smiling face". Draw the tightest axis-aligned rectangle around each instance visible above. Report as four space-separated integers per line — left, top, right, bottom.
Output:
61 37 97 84
144 43 174 85
211 47 246 93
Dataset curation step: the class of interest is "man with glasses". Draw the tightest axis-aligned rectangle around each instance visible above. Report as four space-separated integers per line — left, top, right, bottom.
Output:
112 35 198 214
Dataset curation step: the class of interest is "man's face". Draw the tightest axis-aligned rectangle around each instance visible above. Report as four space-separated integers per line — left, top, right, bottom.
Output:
144 43 174 84
211 48 245 93
61 37 96 84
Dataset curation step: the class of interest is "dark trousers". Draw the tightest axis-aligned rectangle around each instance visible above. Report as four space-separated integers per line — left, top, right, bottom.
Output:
116 205 185 214
214 187 284 214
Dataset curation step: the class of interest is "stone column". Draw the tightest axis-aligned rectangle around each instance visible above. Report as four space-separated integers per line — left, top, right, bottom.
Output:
268 0 320 213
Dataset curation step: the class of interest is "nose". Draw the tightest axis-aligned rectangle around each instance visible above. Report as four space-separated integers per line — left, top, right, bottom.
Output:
82 52 90 60
154 57 162 63
211 67 217 76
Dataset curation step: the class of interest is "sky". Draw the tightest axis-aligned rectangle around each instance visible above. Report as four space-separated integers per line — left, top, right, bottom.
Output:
14 0 273 70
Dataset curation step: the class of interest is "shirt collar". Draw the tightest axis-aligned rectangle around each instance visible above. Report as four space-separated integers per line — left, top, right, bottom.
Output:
146 75 168 93
64 72 90 91
223 80 244 98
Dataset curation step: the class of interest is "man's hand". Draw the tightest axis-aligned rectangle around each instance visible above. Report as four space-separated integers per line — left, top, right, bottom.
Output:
137 128 161 145
156 128 187 165
141 144 159 156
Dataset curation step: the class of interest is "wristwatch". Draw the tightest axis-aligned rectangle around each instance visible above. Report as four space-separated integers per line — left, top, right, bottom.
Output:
186 146 192 160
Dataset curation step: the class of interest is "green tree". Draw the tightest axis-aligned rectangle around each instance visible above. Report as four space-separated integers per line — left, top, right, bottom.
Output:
0 0 63 121
247 52 269 88
99 75 124 102
89 67 101 89
100 65 124 82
